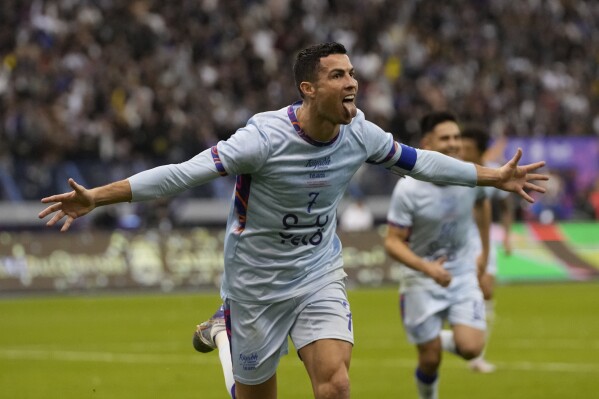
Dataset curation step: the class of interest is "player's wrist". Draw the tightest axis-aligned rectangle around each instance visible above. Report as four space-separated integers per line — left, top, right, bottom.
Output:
475 164 502 186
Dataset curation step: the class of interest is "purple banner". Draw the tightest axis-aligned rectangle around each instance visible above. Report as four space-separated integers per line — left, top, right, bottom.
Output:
504 137 599 191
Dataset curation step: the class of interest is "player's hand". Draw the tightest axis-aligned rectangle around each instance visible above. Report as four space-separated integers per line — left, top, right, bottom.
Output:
495 148 548 203
425 257 452 287
38 178 95 232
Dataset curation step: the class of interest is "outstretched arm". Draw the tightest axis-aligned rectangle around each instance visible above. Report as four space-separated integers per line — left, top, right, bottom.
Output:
475 148 547 203
38 148 224 232
38 178 132 232
397 145 547 203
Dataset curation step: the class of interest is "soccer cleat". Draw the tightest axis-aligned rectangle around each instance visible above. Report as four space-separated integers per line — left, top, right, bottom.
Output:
469 358 497 373
192 305 226 353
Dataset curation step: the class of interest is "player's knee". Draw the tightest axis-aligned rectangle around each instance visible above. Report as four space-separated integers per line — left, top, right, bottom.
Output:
314 371 350 399
418 350 442 373
457 342 484 360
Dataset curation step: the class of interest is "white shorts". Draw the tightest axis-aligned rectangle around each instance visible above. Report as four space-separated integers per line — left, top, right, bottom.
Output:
224 280 354 385
399 273 486 344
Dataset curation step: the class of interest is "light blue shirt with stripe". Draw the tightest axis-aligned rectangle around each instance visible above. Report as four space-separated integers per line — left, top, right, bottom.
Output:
387 177 487 287
129 102 477 303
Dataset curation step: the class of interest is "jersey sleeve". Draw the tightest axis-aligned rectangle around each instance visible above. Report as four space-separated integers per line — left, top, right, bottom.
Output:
386 179 414 228
361 119 416 172
129 148 220 201
359 119 477 186
405 149 477 186
214 117 270 176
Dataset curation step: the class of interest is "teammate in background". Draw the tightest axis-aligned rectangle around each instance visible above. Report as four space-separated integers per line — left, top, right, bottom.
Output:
459 125 514 373
39 43 547 399
385 112 493 399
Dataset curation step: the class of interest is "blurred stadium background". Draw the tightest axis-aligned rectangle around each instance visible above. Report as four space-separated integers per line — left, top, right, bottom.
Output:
0 0 598 398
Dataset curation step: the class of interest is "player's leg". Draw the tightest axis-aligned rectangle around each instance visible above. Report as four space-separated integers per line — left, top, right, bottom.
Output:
227 298 297 399
292 280 354 399
299 339 352 399
445 275 487 361
439 325 485 361
192 304 236 397
415 338 442 399
235 375 277 399
469 272 497 372
451 324 485 360
400 290 445 399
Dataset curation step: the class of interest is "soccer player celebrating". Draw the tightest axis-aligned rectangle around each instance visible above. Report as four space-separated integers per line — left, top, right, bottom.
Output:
385 112 495 399
39 43 547 399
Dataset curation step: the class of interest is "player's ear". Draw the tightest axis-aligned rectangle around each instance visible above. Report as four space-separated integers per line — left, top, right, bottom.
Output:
299 81 316 99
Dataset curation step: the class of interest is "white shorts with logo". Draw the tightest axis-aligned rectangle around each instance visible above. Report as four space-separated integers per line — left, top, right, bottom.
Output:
224 280 354 385
399 273 486 344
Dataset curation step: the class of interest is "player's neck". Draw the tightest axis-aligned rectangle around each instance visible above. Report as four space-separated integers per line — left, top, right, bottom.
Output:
296 104 340 143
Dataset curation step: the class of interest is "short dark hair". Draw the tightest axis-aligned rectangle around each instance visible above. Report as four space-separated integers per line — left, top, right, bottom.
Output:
461 125 490 154
293 42 347 98
419 111 458 136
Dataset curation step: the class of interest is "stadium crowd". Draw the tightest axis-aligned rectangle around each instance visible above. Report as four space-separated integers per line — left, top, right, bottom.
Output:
1 0 598 221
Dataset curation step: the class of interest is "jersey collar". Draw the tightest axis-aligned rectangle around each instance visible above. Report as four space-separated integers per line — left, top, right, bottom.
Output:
287 101 342 147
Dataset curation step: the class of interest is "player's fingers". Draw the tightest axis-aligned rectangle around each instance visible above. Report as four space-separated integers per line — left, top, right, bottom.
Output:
524 182 546 193
68 178 85 193
508 148 523 166
38 203 62 219
46 210 65 226
61 216 74 232
518 188 535 203
525 172 549 181
523 161 546 173
41 194 63 204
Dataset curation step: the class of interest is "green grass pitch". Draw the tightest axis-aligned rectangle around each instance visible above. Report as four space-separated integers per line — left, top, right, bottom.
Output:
1 282 598 398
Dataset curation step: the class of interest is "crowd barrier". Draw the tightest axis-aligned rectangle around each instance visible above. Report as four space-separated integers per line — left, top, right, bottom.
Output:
1 223 597 294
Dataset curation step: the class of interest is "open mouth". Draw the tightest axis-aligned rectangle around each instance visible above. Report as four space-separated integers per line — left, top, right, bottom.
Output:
341 94 357 119
342 94 355 104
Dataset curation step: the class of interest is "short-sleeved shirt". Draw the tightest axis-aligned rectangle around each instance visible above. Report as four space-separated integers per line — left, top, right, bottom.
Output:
387 177 487 288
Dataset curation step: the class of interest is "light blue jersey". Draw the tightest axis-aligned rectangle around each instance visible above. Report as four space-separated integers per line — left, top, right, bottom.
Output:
387 177 487 287
213 103 413 302
129 102 478 303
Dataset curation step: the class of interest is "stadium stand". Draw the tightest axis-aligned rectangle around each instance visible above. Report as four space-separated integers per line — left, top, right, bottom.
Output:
1 0 598 223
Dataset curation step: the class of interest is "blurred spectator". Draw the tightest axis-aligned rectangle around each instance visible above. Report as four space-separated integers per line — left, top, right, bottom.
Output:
339 189 374 233
1 0 598 223
526 170 573 224
588 177 599 220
